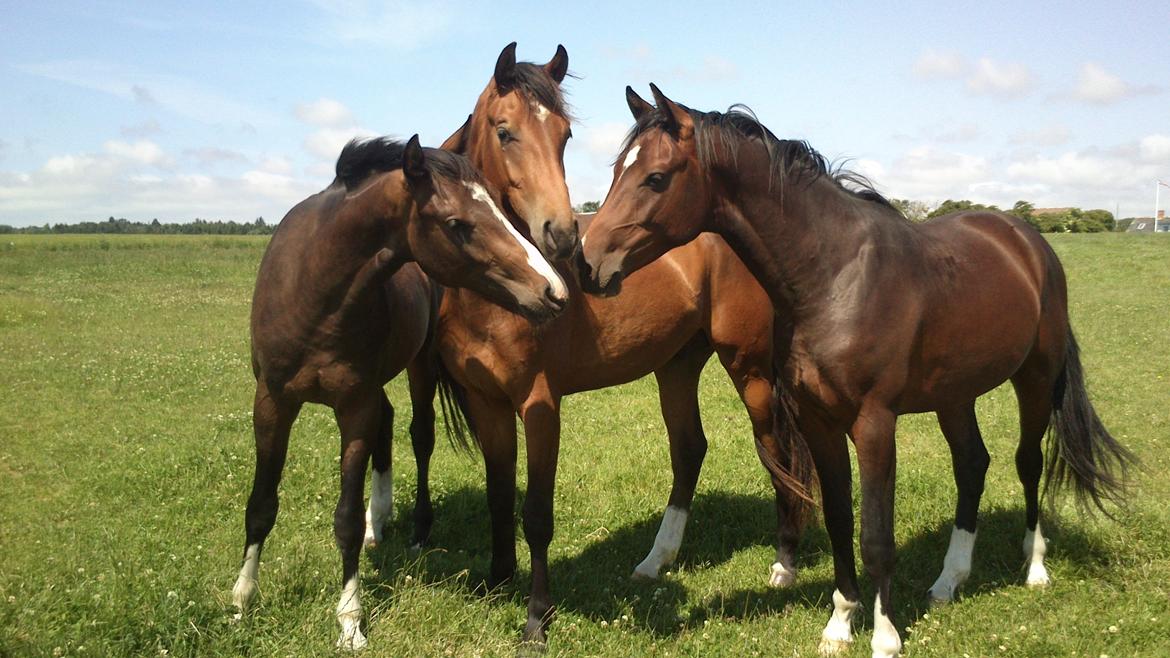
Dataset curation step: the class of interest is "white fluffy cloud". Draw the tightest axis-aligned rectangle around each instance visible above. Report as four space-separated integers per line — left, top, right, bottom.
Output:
294 98 355 127
912 50 965 79
966 58 1034 98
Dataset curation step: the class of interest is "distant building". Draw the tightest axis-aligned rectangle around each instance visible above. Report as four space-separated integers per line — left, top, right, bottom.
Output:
1033 207 1074 216
1126 215 1170 233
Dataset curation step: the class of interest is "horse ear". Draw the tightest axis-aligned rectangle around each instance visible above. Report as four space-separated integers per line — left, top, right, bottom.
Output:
402 134 429 184
649 83 693 139
625 85 653 120
440 115 471 153
494 42 518 89
544 44 569 83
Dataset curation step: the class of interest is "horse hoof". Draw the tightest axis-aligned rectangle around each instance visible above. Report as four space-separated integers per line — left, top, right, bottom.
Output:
630 566 659 582
516 640 547 658
818 637 851 656
336 628 368 651
768 562 796 588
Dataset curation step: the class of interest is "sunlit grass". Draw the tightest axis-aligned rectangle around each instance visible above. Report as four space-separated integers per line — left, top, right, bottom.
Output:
1 233 1167 656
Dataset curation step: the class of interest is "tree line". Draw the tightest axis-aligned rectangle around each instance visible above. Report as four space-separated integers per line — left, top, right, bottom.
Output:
0 216 275 235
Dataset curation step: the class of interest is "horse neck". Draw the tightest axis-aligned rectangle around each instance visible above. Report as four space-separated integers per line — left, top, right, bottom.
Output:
714 161 900 319
307 177 407 291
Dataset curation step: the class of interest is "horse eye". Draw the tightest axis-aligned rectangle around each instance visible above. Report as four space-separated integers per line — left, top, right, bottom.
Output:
496 127 512 143
644 172 668 192
446 217 474 245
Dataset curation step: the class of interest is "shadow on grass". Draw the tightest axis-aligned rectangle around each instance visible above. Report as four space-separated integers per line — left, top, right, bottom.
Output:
363 486 1115 641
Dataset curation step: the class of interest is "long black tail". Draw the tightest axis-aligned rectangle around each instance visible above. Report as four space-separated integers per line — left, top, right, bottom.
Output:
1043 328 1136 515
434 356 479 454
760 383 819 524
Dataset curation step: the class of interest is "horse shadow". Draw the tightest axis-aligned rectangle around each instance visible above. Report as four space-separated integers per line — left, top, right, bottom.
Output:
362 486 1114 639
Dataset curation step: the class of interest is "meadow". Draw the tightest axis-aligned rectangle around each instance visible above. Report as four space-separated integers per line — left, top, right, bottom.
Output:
1 233 1167 657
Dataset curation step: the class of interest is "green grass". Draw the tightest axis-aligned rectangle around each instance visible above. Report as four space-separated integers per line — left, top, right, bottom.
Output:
1 233 1168 657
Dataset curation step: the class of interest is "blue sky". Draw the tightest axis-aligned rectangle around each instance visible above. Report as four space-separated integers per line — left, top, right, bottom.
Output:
2 0 1168 226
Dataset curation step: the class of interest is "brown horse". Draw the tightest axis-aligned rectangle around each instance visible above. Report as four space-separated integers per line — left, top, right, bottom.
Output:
581 86 1134 657
401 48 813 648
234 135 566 650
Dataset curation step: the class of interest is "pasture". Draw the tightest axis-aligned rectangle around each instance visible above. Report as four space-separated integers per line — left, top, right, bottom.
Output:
1 233 1168 657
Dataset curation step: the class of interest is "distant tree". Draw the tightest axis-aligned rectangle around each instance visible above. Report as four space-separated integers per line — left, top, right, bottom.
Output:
889 198 931 222
927 199 999 219
1080 209 1115 232
575 201 600 213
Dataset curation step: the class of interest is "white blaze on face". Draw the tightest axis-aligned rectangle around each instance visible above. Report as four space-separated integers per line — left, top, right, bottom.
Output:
532 102 551 123
633 505 688 579
616 144 641 181
928 526 976 603
463 182 567 301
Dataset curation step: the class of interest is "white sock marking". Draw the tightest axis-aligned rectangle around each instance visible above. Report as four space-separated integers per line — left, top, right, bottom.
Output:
929 526 976 603
633 505 687 579
769 556 797 588
1023 523 1050 587
232 543 261 618
336 574 367 650
464 182 567 301
819 589 858 655
871 594 903 658
364 468 393 549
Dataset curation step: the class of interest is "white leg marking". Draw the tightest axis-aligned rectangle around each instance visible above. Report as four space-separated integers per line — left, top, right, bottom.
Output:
464 182 567 301
928 526 976 603
769 554 798 588
818 589 859 655
1023 523 1050 587
364 468 393 549
231 543 261 619
336 574 367 651
871 594 903 658
632 505 688 580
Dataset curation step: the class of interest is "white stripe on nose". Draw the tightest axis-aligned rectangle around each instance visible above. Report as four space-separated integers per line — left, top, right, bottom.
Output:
464 182 568 301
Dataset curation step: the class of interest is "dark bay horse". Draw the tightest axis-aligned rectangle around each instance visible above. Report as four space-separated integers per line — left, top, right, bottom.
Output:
236 135 566 650
396 46 813 647
581 86 1133 657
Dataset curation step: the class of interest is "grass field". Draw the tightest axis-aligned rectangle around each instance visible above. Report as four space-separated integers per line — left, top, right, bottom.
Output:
1 233 1168 657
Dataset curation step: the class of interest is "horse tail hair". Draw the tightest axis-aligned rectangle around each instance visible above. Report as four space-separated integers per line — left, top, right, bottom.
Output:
760 384 819 526
1043 327 1135 516
435 355 479 454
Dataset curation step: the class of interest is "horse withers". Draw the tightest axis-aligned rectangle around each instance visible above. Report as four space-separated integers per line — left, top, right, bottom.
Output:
581 86 1133 657
235 135 565 650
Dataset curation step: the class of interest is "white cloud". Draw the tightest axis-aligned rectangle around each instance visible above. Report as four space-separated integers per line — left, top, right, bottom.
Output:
913 50 965 79
1138 134 1170 161
307 0 455 49
294 98 355 127
303 127 377 161
15 59 283 129
1068 63 1160 105
966 58 1034 98
120 119 162 138
1010 125 1072 147
103 140 171 167
582 122 629 162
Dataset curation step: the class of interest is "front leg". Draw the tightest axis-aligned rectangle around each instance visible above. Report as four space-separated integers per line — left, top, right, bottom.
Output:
520 389 561 646
467 392 519 587
853 406 902 658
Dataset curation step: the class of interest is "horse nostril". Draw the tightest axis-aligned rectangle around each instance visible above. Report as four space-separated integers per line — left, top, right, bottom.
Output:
544 284 566 311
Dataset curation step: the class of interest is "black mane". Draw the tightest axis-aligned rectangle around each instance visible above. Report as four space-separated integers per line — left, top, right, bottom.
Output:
619 104 894 210
334 137 480 190
506 62 573 119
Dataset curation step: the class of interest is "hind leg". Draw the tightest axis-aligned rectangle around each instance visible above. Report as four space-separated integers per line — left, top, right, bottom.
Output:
1013 368 1055 588
633 348 710 580
233 380 301 617
928 402 990 604
406 358 438 549
363 393 395 549
717 347 807 588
